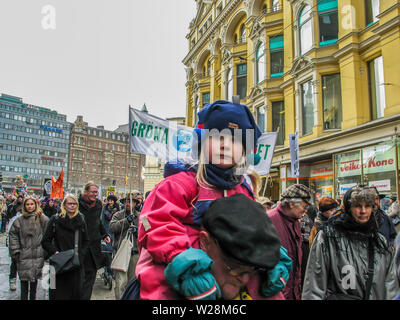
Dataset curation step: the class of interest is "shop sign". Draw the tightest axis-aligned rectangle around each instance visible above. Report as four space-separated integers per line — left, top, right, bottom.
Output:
310 162 333 178
337 146 395 177
339 183 357 194
369 180 391 192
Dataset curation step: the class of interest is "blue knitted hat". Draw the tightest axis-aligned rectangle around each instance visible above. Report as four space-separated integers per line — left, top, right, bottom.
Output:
192 100 262 165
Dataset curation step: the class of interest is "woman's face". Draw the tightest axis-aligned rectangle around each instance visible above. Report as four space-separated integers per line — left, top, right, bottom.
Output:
48 200 54 207
351 201 373 224
25 199 36 213
108 199 115 206
64 198 78 214
207 133 244 169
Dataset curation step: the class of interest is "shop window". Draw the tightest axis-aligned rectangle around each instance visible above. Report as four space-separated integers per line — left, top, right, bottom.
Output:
272 101 285 145
270 35 284 78
236 64 247 100
318 0 338 46
256 43 266 84
256 106 265 133
322 73 342 130
335 150 362 198
300 80 314 135
365 0 380 26
299 5 313 55
368 56 386 120
363 142 397 195
227 68 233 100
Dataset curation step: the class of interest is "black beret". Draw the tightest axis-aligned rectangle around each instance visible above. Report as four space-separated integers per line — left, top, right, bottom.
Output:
202 193 281 270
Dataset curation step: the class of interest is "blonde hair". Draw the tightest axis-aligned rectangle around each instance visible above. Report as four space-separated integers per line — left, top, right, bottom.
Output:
22 197 43 224
60 194 79 218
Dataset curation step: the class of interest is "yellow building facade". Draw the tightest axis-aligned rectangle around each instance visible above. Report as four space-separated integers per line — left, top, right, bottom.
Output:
184 0 400 201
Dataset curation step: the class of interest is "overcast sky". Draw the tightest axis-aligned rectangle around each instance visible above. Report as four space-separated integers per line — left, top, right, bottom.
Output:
0 0 197 131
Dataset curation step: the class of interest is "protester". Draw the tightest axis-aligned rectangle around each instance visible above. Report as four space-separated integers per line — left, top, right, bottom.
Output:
110 193 139 299
43 198 58 218
370 187 397 246
388 196 400 233
268 183 312 300
0 196 7 233
300 210 313 287
136 100 291 300
78 182 110 300
6 194 24 223
258 197 274 212
164 194 289 300
8 197 49 300
101 194 119 244
41 194 89 300
132 191 143 213
302 186 399 300
309 197 338 248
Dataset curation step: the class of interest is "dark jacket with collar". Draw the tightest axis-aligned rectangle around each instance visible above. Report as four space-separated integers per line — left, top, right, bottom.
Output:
78 196 108 270
110 208 138 253
268 204 303 300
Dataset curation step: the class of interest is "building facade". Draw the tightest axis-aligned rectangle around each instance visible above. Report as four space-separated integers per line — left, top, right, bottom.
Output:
68 116 144 197
0 94 70 194
184 0 400 201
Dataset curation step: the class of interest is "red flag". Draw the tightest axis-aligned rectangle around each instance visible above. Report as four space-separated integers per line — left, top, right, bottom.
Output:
51 169 64 199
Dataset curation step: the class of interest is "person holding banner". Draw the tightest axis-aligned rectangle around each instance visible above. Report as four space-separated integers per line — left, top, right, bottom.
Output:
135 100 292 300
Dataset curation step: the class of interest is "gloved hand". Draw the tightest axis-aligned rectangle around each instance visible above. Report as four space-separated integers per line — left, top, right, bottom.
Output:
126 214 134 223
261 246 292 297
164 247 221 300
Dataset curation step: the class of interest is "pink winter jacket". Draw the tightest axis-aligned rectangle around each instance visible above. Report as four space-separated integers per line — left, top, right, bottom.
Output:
136 171 284 300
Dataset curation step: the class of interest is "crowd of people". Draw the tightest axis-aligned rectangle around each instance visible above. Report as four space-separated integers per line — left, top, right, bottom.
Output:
0 100 400 301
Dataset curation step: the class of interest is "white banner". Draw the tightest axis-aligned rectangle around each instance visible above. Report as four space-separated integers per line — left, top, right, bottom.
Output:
129 108 194 162
249 132 277 175
289 133 300 178
369 179 391 192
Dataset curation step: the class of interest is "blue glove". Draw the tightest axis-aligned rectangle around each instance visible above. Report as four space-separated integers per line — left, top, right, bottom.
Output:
164 247 221 300
261 246 292 297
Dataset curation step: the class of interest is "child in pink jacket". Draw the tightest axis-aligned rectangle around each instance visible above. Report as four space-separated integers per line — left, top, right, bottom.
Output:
136 100 291 300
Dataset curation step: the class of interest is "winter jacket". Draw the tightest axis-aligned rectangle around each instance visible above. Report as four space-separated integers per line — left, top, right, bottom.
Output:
110 208 138 253
101 204 119 242
377 209 397 246
268 204 303 300
78 196 108 270
43 204 58 218
302 225 399 300
136 170 270 300
8 213 49 281
388 201 400 218
395 233 400 282
309 212 330 249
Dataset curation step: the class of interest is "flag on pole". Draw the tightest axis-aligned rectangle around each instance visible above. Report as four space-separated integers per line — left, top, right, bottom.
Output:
50 168 64 199
248 132 277 175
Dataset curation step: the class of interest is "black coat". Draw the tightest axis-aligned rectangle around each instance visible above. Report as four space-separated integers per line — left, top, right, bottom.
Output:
43 205 58 218
41 213 89 300
78 196 108 270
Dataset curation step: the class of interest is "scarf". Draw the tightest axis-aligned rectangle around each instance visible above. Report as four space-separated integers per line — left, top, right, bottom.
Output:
204 164 241 190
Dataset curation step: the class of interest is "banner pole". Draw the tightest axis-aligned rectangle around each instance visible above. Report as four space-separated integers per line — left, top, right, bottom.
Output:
128 105 133 216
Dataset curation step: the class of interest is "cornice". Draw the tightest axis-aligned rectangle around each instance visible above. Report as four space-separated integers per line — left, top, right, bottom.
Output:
183 0 242 66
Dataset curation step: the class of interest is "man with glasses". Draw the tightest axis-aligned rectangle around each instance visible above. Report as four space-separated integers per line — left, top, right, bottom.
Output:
164 193 288 300
268 184 312 300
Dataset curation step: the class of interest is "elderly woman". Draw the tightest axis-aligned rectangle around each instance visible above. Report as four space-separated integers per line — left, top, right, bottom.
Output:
302 186 399 300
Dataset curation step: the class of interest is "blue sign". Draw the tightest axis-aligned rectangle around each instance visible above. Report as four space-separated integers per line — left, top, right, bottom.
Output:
172 129 193 152
40 125 63 133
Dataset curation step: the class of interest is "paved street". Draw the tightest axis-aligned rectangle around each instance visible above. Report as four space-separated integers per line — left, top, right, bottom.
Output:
0 232 115 300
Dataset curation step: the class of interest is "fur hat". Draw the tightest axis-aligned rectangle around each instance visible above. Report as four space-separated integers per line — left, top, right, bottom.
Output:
280 184 312 205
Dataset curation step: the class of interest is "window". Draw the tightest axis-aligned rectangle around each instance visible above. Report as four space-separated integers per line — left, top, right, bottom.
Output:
240 24 246 43
301 80 314 135
322 73 342 129
270 35 284 78
256 43 266 84
256 106 265 132
227 68 233 100
368 56 386 120
236 64 247 99
299 5 313 55
202 92 210 106
318 0 338 46
272 0 280 12
365 0 380 26
207 60 211 76
193 96 199 125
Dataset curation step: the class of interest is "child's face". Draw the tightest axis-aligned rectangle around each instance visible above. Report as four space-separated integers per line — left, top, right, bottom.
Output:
207 133 243 169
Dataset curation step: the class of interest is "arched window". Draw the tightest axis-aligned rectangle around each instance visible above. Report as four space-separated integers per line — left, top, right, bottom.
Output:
227 68 233 100
240 24 246 43
256 43 266 84
299 5 313 55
